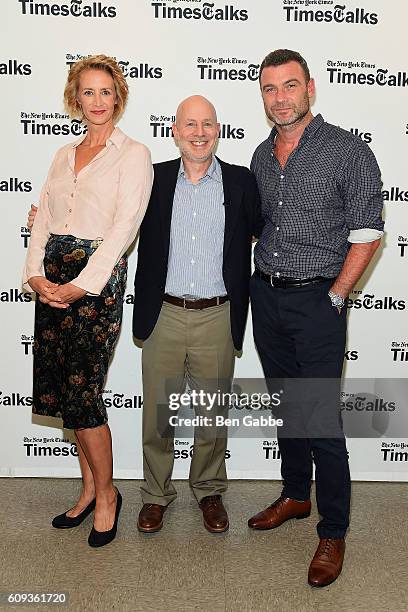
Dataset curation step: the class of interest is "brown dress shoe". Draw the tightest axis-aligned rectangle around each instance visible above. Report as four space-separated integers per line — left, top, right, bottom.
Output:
308 538 345 587
137 503 167 533
199 495 229 533
248 496 311 530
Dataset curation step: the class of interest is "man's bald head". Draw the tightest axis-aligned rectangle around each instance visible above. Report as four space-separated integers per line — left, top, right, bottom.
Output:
175 95 218 126
172 95 220 164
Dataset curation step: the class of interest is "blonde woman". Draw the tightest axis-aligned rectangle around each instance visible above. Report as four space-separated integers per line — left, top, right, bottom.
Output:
23 55 153 547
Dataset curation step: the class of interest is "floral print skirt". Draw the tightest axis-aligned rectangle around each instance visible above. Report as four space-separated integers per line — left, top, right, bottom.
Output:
32 234 127 430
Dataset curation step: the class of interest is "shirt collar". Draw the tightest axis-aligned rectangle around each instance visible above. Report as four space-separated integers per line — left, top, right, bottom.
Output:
178 155 222 183
72 126 126 149
268 113 324 147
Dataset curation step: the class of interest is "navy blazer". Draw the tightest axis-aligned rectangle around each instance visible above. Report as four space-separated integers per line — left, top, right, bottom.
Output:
132 157 264 351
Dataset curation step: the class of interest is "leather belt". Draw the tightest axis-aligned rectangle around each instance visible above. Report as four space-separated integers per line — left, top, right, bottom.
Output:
255 268 333 289
163 294 229 310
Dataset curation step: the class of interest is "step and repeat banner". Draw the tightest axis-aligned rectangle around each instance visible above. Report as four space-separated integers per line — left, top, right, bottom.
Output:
1 0 407 480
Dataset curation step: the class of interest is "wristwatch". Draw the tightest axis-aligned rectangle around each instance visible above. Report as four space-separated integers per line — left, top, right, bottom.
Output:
328 291 345 309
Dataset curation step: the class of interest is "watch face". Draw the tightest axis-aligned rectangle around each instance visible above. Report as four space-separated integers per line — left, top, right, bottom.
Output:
329 292 344 307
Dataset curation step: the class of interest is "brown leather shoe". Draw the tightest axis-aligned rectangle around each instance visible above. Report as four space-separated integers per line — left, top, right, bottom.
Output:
308 538 345 587
248 496 311 530
137 503 167 533
199 495 229 533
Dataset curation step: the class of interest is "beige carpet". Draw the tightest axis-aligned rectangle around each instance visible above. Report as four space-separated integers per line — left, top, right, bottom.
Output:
0 479 406 612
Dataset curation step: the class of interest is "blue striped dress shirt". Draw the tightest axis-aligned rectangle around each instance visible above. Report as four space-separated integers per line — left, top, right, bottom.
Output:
165 156 227 299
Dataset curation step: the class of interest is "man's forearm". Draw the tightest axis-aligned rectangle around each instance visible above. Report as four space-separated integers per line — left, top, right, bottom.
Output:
330 239 381 298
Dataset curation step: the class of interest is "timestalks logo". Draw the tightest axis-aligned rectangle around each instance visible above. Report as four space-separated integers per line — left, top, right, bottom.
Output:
21 227 31 248
124 294 136 305
66 58 163 79
102 391 143 409
262 440 280 460
390 341 408 362
0 59 31 76
197 59 259 81
24 440 79 457
117 60 162 79
328 67 408 87
398 236 408 256
382 187 408 203
21 334 34 355
0 391 33 406
340 396 395 412
20 113 87 137
174 440 230 460
284 4 378 25
151 2 248 21
0 178 32 192
346 293 406 311
381 442 408 462
349 127 372 144
18 0 117 18
0 289 33 303
344 350 358 360
150 115 245 140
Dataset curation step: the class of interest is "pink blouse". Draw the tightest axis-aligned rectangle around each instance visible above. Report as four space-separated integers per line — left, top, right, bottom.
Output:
23 127 153 295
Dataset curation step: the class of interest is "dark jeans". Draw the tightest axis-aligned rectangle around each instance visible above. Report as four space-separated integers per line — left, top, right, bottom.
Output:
250 273 351 539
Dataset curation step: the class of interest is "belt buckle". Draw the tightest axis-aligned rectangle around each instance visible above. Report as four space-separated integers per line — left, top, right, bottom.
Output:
270 275 274 288
216 296 220 306
183 298 187 309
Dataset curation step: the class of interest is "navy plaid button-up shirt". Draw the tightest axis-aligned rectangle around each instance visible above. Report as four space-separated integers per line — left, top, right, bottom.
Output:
251 114 384 278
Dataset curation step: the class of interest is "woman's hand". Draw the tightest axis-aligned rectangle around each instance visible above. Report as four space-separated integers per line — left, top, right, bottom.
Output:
50 282 87 304
28 276 69 309
28 275 58 296
27 204 38 230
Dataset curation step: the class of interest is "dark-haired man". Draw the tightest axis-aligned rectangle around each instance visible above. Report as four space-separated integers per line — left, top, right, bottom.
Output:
248 49 384 587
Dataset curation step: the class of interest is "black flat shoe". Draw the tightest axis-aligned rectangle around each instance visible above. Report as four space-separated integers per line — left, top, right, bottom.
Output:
52 498 96 529
88 489 122 548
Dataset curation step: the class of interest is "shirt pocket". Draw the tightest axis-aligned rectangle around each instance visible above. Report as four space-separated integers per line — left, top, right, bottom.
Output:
294 177 329 211
47 177 71 215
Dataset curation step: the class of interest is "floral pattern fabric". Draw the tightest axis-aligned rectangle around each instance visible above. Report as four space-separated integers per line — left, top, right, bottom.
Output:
32 234 127 429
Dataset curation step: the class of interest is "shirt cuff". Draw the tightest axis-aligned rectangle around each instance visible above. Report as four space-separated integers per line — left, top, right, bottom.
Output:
348 228 384 244
22 264 45 292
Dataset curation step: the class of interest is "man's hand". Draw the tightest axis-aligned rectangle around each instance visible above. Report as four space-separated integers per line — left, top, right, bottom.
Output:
330 240 381 300
329 239 382 315
28 276 69 309
27 204 38 230
50 282 87 304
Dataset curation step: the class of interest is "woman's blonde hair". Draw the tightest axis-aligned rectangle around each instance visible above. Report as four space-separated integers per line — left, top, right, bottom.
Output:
64 54 128 122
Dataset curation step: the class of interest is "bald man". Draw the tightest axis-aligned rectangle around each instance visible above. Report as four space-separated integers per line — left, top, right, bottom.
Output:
133 96 264 533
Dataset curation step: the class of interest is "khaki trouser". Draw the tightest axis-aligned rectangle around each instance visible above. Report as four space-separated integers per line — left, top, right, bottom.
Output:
140 300 235 505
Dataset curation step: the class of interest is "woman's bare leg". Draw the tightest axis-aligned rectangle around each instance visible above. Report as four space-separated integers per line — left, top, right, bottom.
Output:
74 424 117 532
65 433 96 518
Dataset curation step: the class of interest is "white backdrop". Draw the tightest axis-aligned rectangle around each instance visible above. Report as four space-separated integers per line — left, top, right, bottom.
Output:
1 0 407 481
